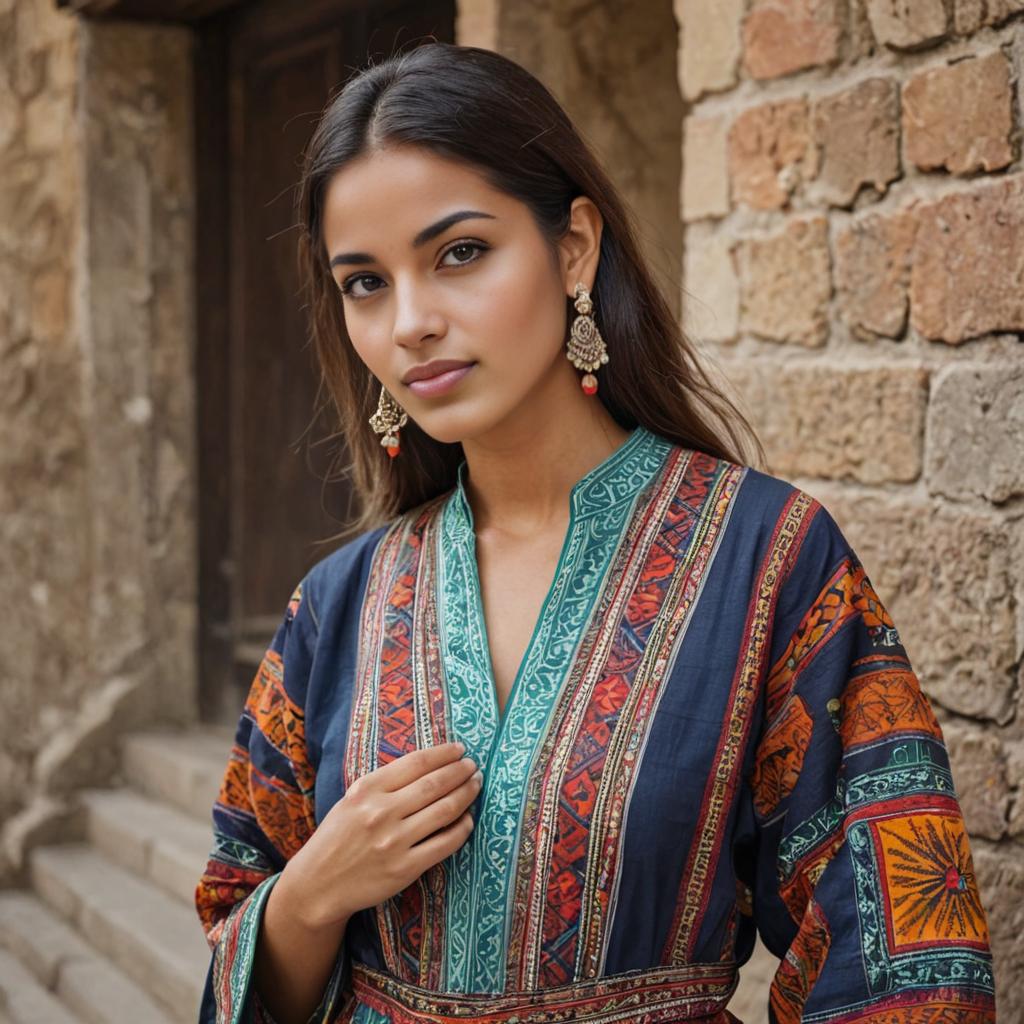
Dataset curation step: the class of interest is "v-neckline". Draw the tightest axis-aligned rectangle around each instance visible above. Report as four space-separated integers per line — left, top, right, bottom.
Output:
447 426 649 732
433 424 677 991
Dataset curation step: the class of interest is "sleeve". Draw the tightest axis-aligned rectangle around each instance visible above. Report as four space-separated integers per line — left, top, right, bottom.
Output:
749 497 996 1023
193 576 350 1024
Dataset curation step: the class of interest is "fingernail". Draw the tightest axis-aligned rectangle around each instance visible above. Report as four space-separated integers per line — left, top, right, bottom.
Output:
455 741 466 753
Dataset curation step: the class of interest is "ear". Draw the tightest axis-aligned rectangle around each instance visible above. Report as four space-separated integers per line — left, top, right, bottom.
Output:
557 195 603 297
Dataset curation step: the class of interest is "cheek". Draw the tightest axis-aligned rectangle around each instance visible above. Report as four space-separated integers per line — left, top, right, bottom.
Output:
345 325 391 381
459 247 565 353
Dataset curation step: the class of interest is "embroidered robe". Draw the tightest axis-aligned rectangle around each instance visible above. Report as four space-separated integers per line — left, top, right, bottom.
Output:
194 426 996 1024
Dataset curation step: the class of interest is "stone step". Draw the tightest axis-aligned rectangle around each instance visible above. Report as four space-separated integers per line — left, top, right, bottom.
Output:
0 890 174 1024
121 727 234 823
79 787 214 907
28 844 211 1024
0 948 81 1024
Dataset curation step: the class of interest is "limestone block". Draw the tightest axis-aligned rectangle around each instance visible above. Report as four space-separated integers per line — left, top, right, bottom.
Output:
903 51 1014 175
954 0 1024 33
973 842 1024 1014
926 364 1024 503
728 98 817 211
1007 739 1024 837
724 362 927 483
943 723 1011 841
736 216 831 346
676 0 744 100
835 206 916 339
742 0 842 79
865 0 949 48
683 113 730 221
810 77 901 207
910 175 1024 343
684 225 740 343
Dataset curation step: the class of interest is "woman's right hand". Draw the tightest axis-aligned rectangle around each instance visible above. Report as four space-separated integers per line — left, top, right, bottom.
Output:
280 741 482 932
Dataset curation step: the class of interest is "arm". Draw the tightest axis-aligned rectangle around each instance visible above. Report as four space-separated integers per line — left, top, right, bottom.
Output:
194 578 350 1024
750 499 996 1022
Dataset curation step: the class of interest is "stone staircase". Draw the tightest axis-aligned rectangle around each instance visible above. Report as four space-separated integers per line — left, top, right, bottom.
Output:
0 726 234 1024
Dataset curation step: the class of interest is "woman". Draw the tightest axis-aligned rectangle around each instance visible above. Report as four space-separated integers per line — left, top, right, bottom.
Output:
194 42 996 1024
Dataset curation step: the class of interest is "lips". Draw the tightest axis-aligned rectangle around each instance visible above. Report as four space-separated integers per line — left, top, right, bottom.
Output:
402 359 476 385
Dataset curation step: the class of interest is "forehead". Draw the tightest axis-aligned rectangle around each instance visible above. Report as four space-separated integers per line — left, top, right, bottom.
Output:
322 146 511 245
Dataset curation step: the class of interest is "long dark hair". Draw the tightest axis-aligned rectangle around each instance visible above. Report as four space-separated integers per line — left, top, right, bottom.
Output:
296 41 764 539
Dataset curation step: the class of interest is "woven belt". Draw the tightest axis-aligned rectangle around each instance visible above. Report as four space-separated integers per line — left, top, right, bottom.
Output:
346 960 739 1023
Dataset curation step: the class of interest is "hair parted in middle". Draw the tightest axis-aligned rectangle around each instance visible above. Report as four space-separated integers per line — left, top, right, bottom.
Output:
296 40 764 540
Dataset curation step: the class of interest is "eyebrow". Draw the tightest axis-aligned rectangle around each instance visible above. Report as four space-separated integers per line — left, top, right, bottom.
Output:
329 210 497 269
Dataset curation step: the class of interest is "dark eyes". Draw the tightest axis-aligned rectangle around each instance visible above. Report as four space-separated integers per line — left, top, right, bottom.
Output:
339 240 490 301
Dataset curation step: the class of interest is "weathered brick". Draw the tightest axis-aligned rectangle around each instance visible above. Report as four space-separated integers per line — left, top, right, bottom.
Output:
676 0 744 100
903 52 1014 175
810 77 901 207
683 114 730 221
736 216 830 345
954 0 1024 34
910 175 1024 343
835 206 916 339
728 98 816 211
797 488 1019 723
684 224 739 343
944 724 1011 841
926 364 1024 503
742 0 842 79
973 844 1024 1011
865 0 949 49
726 363 926 481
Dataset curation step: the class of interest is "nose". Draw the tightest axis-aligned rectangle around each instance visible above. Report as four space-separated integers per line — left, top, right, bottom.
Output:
391 275 446 349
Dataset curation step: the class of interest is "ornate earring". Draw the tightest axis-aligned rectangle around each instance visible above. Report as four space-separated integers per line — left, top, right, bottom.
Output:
565 282 609 395
369 383 408 458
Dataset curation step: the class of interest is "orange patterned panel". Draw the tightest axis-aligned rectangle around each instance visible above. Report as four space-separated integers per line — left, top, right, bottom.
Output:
840 664 942 749
245 647 316 796
753 695 813 818
765 559 870 719
248 763 315 860
769 899 831 1024
216 750 252 812
873 812 989 954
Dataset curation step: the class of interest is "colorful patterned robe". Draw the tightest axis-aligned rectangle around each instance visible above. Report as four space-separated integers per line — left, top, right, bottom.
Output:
194 425 996 1024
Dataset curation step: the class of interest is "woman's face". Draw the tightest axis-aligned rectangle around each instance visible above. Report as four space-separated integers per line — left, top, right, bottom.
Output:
321 145 600 445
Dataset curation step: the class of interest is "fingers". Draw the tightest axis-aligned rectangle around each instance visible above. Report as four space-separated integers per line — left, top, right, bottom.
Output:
392 754 479 819
367 741 469 793
399 765 483 847
406 810 476 877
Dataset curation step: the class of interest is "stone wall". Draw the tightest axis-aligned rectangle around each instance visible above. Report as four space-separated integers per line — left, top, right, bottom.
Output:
678 0 1024 1013
0 0 198 882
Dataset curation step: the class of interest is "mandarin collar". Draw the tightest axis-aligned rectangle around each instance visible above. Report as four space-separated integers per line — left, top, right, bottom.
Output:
444 426 672 544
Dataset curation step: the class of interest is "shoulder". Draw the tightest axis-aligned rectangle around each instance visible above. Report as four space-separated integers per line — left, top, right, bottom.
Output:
296 521 393 631
297 492 453 628
678 448 846 554
682 450 859 601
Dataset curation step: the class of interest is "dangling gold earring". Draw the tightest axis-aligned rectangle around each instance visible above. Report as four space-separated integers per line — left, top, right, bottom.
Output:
565 282 609 395
369 383 408 458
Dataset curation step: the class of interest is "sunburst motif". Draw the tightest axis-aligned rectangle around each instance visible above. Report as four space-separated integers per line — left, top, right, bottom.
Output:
877 813 988 949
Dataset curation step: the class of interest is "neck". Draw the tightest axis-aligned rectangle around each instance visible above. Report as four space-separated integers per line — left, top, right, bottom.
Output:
459 395 633 538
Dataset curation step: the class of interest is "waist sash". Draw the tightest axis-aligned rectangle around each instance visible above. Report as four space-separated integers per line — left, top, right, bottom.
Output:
346 960 739 1023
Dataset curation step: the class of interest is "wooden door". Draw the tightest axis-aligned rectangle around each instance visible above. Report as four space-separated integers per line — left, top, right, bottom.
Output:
195 0 456 722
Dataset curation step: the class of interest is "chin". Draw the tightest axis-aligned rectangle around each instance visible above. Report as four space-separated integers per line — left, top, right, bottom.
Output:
412 405 511 449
